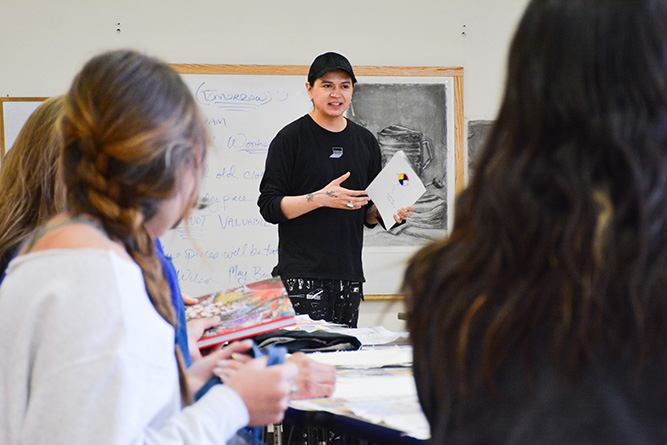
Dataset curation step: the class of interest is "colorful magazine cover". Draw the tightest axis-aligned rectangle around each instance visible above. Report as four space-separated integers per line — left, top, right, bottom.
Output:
185 276 296 348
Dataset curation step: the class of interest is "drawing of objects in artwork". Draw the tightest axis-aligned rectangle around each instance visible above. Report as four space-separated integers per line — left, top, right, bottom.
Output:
350 82 450 247
373 124 447 244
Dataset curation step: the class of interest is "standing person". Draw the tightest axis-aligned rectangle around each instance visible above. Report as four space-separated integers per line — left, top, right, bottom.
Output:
0 49 298 444
403 0 667 443
258 52 411 328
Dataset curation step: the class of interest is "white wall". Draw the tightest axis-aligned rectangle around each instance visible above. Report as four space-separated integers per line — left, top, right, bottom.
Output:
1 0 529 119
1 0 531 331
358 298 408 332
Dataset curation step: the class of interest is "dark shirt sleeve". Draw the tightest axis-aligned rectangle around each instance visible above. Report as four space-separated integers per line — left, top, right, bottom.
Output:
257 132 292 225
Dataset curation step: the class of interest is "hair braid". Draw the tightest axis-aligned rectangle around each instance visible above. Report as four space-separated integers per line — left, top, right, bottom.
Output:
60 50 209 405
65 119 185 386
67 137 189 402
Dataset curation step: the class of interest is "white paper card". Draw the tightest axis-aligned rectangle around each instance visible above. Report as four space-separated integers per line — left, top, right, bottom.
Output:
366 150 426 229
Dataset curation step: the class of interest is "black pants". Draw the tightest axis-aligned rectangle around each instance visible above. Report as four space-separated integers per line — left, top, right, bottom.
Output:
282 278 363 328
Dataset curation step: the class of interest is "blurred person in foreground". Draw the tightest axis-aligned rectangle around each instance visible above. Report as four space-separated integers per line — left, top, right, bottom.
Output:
403 0 667 443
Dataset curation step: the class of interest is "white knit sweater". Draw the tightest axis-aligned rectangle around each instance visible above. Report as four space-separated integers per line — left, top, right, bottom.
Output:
0 249 248 444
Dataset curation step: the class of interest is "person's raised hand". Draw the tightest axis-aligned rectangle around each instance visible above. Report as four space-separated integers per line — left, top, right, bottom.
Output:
319 171 370 210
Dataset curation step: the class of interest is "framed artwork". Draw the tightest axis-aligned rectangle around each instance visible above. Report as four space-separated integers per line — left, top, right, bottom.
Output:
0 97 47 160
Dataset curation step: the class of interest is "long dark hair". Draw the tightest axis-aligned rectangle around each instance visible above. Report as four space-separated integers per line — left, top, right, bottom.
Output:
403 0 667 440
60 49 208 404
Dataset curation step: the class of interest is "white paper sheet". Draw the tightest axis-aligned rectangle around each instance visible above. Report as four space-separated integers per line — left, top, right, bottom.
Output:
289 366 431 440
307 345 413 368
366 150 426 229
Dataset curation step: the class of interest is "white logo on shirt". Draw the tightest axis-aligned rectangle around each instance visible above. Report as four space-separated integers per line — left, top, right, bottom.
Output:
330 147 343 158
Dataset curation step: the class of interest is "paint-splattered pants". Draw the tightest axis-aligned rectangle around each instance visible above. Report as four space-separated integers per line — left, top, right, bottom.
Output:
282 277 363 328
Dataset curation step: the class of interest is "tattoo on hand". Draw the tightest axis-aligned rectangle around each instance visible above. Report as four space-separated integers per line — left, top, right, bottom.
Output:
306 191 336 202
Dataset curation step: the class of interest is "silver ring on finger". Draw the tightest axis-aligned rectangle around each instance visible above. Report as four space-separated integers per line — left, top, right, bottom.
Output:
347 201 354 209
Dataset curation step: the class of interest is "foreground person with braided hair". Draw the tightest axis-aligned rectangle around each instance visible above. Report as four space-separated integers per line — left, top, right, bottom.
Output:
0 49 298 444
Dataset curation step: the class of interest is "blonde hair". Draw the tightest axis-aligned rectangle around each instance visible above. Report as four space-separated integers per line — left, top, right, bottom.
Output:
60 50 208 404
0 96 66 275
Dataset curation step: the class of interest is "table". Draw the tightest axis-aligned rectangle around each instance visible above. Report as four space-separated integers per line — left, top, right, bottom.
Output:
277 346 430 445
281 403 427 445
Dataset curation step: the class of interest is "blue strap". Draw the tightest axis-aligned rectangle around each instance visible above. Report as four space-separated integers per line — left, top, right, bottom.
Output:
155 239 192 368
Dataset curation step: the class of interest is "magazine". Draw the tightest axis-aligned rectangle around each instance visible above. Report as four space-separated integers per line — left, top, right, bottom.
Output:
185 276 296 348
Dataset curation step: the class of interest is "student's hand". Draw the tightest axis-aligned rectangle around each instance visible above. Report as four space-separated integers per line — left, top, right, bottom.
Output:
186 316 222 361
320 172 370 210
182 293 198 305
393 206 414 224
287 352 336 400
186 339 254 394
225 357 299 426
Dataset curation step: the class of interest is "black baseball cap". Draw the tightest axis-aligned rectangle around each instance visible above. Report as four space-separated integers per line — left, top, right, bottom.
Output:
308 52 357 85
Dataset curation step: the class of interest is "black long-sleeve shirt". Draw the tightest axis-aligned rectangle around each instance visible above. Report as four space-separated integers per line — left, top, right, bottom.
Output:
257 115 382 282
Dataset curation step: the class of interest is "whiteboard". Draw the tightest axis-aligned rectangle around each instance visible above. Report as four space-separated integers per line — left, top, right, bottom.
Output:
160 70 312 297
0 98 46 159
163 65 464 298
